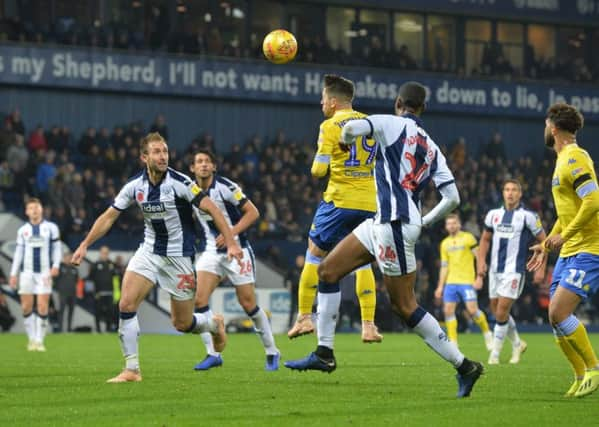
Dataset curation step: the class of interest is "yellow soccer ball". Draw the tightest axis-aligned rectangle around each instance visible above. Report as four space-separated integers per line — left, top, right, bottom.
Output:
262 29 298 64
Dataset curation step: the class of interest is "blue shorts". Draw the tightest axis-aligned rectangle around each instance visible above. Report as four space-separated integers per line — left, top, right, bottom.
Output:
443 284 478 304
550 253 599 301
308 201 374 252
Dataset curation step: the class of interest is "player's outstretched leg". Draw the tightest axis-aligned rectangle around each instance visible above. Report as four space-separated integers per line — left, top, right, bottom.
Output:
286 233 373 373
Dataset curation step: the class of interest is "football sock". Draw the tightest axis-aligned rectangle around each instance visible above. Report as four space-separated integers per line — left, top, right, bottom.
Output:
408 307 464 368
355 266 376 322
248 306 278 355
35 313 49 344
298 253 321 315
556 316 599 369
316 282 341 350
119 312 140 371
196 306 217 356
472 310 490 334
23 311 35 342
491 320 509 359
507 315 521 348
554 329 585 379
445 315 458 343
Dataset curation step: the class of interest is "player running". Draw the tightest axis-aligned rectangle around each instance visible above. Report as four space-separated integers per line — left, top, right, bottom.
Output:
10 198 62 352
286 81 483 398
190 149 280 371
477 179 546 365
71 132 243 383
528 103 599 398
288 74 381 343
435 213 492 350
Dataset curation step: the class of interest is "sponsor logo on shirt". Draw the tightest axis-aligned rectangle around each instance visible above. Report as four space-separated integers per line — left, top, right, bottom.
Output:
141 201 166 213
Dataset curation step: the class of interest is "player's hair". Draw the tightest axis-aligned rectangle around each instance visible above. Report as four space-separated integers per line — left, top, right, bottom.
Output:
323 74 354 103
140 132 166 154
397 81 427 111
25 197 42 207
546 103 584 134
502 178 522 192
445 212 461 222
195 149 217 164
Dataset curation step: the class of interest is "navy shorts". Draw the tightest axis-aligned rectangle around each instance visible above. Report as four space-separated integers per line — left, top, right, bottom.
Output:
308 201 374 252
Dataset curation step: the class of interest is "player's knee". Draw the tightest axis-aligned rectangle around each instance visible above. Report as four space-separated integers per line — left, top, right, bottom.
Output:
119 299 136 313
172 317 192 332
317 261 339 284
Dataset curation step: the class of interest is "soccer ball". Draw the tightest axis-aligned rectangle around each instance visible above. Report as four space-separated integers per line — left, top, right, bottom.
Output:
262 29 297 64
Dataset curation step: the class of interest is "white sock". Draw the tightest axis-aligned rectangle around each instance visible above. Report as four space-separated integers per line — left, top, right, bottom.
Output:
491 321 509 358
195 308 218 355
507 315 521 348
317 289 341 349
119 313 140 371
24 312 35 342
191 312 215 334
411 310 465 368
250 306 278 355
36 314 49 344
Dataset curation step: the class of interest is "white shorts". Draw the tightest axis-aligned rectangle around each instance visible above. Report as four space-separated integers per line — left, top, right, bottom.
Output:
18 272 53 295
353 218 421 276
195 247 255 286
489 272 524 299
127 246 195 301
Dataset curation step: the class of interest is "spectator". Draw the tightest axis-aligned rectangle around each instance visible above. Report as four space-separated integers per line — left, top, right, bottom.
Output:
7 108 25 136
150 114 168 140
88 246 120 333
28 125 47 152
481 132 506 161
55 252 79 332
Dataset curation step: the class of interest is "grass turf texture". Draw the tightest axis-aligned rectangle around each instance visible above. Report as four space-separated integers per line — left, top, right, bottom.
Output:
1 333 598 426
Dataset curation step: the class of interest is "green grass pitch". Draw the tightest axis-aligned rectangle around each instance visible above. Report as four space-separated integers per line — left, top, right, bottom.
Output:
1 332 599 426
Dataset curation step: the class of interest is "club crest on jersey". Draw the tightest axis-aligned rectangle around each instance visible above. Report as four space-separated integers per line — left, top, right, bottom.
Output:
572 167 583 177
136 191 144 202
141 201 166 213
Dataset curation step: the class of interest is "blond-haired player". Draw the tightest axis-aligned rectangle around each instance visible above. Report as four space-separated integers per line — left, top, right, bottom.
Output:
10 198 62 351
71 132 243 383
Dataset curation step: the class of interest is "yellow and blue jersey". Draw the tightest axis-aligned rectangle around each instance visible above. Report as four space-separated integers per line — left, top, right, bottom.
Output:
551 143 599 257
312 109 376 213
440 231 478 285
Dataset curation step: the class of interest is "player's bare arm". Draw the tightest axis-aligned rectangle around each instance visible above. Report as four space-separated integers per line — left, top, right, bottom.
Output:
474 229 491 288
71 207 121 266
435 265 448 299
215 200 260 248
198 196 243 262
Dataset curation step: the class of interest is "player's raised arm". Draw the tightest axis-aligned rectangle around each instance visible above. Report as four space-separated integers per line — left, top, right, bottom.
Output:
71 207 121 265
215 182 260 248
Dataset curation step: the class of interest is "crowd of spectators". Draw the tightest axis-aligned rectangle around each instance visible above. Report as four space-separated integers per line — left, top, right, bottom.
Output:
1 10 598 84
2 108 599 328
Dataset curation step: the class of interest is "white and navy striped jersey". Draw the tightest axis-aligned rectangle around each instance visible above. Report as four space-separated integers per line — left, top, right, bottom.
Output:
112 167 207 257
193 175 250 253
10 220 62 275
484 204 544 274
365 114 455 224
